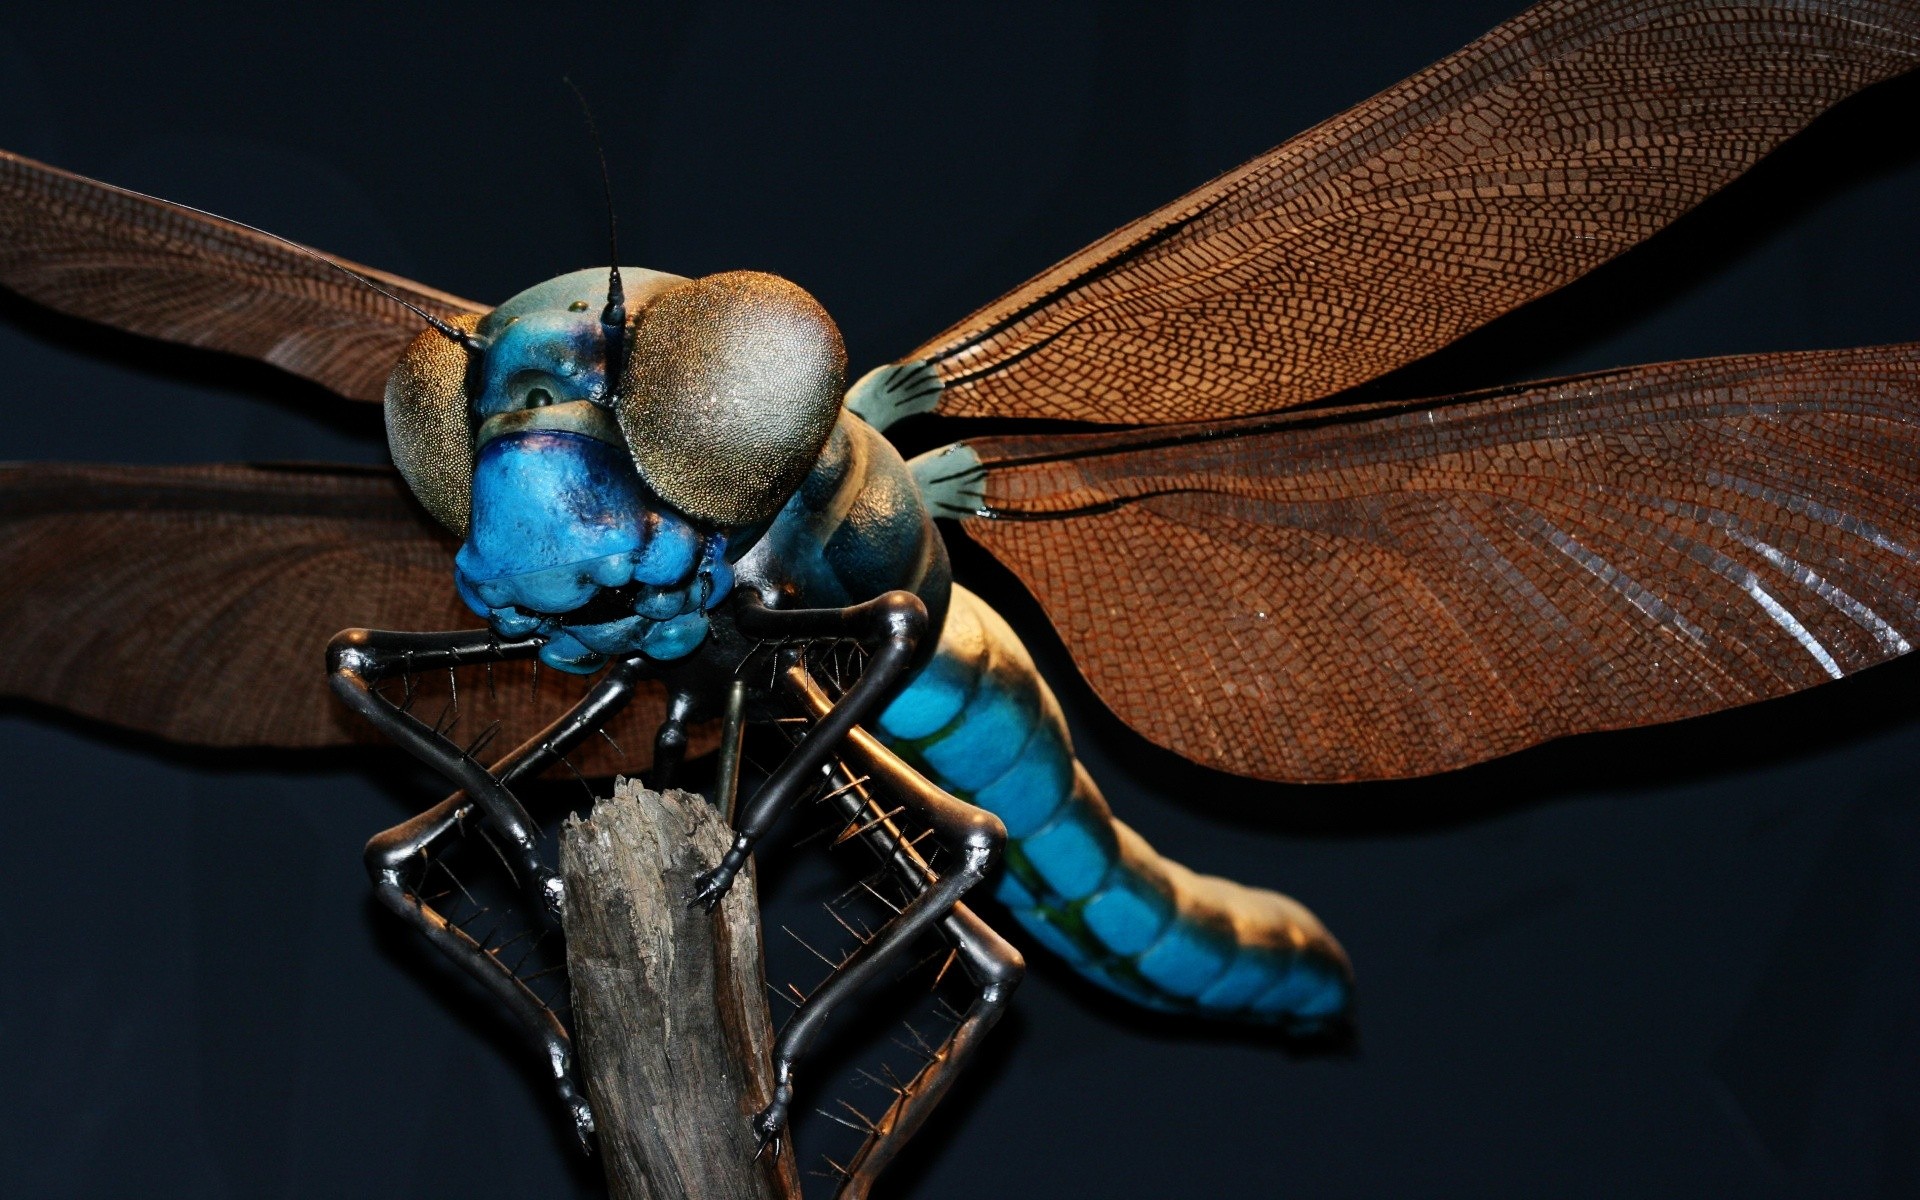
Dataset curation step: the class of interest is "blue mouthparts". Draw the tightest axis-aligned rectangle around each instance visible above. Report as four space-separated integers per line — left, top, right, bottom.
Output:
451 430 732 672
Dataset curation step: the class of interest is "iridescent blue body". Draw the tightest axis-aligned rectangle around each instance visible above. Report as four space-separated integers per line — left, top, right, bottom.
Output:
459 268 1351 1027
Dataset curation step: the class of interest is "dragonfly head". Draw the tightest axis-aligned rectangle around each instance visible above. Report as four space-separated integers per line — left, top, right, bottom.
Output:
383 266 846 672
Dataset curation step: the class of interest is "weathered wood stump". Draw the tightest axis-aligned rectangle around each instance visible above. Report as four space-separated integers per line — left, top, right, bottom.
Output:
560 781 801 1200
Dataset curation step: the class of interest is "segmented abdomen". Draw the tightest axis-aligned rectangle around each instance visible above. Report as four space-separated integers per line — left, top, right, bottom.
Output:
874 587 1352 1025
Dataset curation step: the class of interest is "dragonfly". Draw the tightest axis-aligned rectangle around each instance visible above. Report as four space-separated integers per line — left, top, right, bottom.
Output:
3 2 1920 1198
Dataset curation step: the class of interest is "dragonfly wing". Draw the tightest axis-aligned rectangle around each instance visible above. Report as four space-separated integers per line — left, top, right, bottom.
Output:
960 343 1920 782
0 462 668 775
881 0 1920 426
0 149 485 402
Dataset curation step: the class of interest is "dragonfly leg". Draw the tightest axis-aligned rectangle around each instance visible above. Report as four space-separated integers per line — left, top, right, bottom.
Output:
330 628 574 918
650 689 696 789
687 590 928 909
749 663 1010 1162
834 903 1021 1200
813 747 1023 1198
365 796 595 1144
360 652 649 1149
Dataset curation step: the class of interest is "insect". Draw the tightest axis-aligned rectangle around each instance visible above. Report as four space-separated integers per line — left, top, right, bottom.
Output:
3 2 1920 1198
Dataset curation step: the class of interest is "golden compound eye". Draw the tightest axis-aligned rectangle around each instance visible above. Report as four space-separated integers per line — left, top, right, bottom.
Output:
616 271 846 528
384 313 480 537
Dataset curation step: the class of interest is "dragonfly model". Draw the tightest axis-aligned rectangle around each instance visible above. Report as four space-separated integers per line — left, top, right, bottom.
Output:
4 0 1920 1194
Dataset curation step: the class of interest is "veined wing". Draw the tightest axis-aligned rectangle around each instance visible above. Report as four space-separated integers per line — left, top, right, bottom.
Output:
960 343 1920 782
869 0 1920 426
0 462 667 776
0 150 483 402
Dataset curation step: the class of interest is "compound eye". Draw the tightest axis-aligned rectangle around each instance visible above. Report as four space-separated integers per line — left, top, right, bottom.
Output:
616 271 845 528
384 313 480 537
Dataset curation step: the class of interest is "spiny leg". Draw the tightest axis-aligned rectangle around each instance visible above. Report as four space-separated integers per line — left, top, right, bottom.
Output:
688 589 928 909
332 629 569 919
358 649 649 1147
364 797 589 1142
814 764 1022 1200
752 663 1013 1168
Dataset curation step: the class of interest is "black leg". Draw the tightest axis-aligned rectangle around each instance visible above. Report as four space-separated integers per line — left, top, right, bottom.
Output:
364 797 594 1145
713 678 749 824
688 590 928 908
833 904 1020 1200
812 753 1023 1200
331 629 574 918
751 663 1014 1165
650 690 695 789
355 649 648 1148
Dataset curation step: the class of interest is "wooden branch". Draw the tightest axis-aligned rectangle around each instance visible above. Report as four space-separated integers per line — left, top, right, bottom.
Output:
561 781 801 1200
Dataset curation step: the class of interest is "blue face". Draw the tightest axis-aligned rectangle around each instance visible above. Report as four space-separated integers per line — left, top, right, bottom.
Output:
451 269 735 673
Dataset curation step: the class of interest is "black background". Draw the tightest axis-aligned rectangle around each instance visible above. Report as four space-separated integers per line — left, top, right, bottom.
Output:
4 2 1920 1197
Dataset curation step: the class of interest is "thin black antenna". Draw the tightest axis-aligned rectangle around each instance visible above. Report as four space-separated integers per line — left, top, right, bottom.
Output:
82 174 484 355
564 76 627 386
296 243 485 353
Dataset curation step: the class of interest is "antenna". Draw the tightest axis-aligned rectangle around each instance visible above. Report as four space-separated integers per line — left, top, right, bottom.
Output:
295 244 486 354
565 76 627 387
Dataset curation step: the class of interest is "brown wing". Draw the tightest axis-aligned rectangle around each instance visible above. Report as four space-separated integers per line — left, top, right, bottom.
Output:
962 342 1920 782
0 462 668 776
0 149 485 402
905 0 1920 424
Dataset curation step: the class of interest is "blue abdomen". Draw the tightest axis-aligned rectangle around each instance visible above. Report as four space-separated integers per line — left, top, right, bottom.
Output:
874 587 1352 1025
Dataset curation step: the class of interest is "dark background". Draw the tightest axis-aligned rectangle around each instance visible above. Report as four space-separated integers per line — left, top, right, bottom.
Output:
4 2 1919 1197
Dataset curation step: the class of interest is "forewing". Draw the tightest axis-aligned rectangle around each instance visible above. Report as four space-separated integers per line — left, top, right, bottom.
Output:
0 462 666 776
0 150 485 401
906 0 1920 424
963 343 1920 781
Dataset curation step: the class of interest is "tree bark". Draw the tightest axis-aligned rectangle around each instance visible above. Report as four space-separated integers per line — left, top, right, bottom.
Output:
561 781 801 1200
